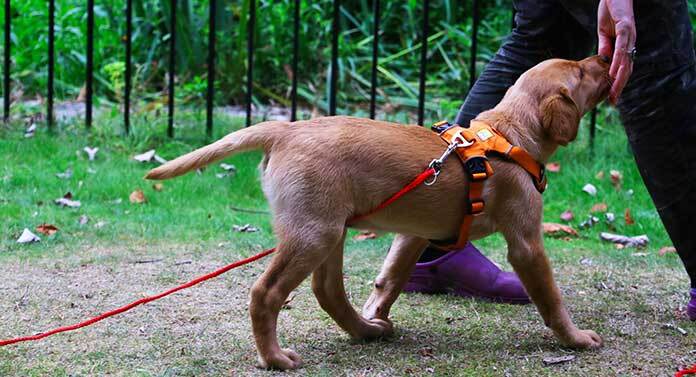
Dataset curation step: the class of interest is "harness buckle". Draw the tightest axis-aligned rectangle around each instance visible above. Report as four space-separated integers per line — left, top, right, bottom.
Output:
465 157 489 182
431 120 453 134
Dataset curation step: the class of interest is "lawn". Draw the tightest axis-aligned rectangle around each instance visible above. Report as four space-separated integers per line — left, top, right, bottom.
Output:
0 109 692 376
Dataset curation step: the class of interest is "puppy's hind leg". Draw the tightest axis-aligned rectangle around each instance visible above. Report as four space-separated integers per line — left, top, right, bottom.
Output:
249 222 343 370
312 232 393 341
362 234 429 322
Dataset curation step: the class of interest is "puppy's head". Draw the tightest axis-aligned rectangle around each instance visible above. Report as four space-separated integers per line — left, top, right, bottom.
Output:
509 55 611 146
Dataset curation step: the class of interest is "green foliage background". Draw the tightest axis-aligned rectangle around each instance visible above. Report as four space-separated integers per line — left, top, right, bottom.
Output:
0 0 515 118
2 0 696 119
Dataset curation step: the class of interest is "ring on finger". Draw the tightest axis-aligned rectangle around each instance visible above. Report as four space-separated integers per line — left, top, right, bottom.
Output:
626 47 637 61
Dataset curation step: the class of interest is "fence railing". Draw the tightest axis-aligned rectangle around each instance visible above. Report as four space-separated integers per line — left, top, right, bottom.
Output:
1 0 598 144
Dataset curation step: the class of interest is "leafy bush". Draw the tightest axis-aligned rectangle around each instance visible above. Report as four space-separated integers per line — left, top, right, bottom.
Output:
4 0 693 120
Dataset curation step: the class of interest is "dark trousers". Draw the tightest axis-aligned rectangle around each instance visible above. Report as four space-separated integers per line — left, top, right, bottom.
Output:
452 0 696 287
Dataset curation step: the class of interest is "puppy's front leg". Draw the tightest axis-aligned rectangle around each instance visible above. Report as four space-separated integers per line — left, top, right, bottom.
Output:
363 234 429 322
503 229 602 349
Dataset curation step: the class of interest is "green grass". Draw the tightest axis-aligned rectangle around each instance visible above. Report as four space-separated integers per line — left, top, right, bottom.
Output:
0 111 274 256
0 109 691 376
0 106 674 255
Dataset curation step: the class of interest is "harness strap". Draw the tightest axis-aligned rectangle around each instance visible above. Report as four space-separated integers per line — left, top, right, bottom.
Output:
433 120 546 250
505 146 547 193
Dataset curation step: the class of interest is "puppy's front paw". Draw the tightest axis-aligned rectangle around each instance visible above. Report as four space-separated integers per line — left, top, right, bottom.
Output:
563 329 603 349
366 318 394 338
352 318 394 341
257 348 303 370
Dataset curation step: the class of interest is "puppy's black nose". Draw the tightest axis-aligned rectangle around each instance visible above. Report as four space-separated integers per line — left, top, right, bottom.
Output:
599 55 610 64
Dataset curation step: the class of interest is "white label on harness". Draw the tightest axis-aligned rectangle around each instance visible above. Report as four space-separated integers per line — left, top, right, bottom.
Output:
476 129 494 141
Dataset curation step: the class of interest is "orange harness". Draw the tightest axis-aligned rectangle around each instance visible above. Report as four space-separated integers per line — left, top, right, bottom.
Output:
429 120 547 249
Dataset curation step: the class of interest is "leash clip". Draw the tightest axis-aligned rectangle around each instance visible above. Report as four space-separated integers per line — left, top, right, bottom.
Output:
425 132 473 186
451 130 475 148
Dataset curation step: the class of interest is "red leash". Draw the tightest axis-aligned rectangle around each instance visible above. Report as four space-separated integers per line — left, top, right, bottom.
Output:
348 167 436 224
0 167 436 347
0 247 276 347
677 365 696 377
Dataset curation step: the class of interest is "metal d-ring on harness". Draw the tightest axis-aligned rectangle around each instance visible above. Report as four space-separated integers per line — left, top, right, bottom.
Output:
425 130 474 186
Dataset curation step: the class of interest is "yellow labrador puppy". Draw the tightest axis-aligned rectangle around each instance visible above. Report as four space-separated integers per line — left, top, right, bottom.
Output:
147 55 610 370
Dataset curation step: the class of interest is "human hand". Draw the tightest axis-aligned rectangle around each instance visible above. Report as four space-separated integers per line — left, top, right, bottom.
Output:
597 0 636 104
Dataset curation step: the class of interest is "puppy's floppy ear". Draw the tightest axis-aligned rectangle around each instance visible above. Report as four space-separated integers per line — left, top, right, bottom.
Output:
540 87 581 146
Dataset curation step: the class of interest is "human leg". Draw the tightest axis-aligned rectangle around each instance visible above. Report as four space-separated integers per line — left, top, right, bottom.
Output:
409 0 594 301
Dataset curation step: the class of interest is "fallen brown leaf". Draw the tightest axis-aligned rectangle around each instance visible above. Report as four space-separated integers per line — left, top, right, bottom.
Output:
546 162 561 173
659 246 676 256
610 170 623 190
152 183 164 192
36 224 59 236
129 189 146 204
560 209 574 222
590 203 608 213
624 208 635 225
418 347 435 358
542 223 578 237
353 231 378 241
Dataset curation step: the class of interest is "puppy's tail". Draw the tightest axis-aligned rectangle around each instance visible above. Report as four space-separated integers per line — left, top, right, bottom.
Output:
145 120 288 180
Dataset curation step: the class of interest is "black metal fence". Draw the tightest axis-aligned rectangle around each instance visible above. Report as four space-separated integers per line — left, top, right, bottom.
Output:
2 0 597 142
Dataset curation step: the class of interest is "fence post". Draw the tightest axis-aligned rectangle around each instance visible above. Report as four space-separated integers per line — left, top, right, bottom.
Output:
369 0 380 120
329 0 339 116
48 0 55 128
124 0 132 135
3 0 9 122
290 0 299 122
86 0 94 129
245 0 256 127
469 0 479 90
167 0 176 137
206 0 216 136
417 0 430 126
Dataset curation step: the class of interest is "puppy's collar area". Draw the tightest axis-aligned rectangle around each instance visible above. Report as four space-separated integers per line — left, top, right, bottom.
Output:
429 120 547 249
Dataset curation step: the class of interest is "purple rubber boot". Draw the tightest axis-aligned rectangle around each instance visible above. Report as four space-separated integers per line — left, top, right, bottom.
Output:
403 243 531 304
688 289 696 320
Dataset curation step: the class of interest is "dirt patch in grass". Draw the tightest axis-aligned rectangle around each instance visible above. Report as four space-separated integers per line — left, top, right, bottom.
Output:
0 242 694 376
